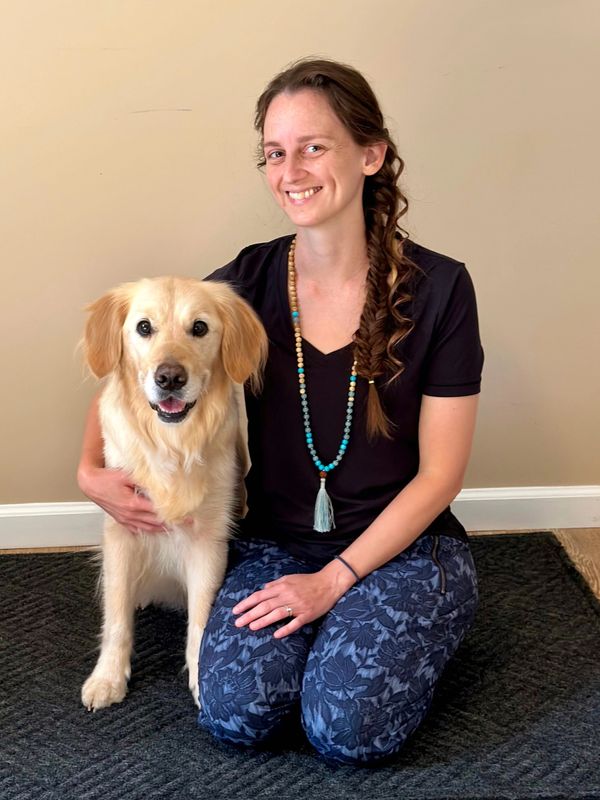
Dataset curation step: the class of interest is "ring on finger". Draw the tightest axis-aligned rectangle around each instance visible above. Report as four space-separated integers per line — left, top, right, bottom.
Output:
284 605 294 619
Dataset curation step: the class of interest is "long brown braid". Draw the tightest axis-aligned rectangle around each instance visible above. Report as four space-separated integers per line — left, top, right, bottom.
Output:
254 58 425 440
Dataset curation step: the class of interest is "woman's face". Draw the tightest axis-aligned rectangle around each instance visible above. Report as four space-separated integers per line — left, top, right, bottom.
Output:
262 89 383 232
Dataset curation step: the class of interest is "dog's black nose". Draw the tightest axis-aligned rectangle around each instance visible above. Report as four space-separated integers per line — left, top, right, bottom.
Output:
154 362 188 391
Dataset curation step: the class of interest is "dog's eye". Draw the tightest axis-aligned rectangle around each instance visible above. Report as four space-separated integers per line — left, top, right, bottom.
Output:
192 320 208 338
136 320 152 337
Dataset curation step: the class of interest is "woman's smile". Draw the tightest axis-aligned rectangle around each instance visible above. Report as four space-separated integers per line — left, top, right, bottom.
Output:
286 186 323 203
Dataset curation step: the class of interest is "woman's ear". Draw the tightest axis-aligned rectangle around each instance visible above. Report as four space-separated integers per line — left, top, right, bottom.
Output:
83 288 129 378
363 142 387 176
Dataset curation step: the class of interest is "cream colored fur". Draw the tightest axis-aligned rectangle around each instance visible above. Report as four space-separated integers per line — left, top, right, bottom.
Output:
80 276 267 711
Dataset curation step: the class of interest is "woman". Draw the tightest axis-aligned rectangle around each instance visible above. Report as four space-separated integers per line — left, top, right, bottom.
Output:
78 58 484 765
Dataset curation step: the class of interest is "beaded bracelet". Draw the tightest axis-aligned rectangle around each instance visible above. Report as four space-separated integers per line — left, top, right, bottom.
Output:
334 554 361 582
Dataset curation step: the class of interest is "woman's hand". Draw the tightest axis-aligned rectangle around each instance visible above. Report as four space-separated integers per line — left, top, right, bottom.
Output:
78 464 166 534
232 561 357 639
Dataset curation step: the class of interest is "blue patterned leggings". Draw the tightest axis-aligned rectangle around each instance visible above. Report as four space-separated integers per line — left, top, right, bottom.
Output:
197 534 478 765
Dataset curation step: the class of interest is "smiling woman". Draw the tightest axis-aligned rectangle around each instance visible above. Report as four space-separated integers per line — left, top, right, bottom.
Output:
77 57 484 765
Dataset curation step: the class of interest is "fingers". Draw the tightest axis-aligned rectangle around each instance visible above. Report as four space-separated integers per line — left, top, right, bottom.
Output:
121 480 164 530
113 507 164 533
86 467 166 533
111 470 155 512
231 575 324 639
233 594 281 625
233 589 301 636
232 587 275 615
130 510 164 526
128 523 167 534
130 492 156 513
273 618 304 639
233 585 296 626
240 604 293 632
116 507 164 532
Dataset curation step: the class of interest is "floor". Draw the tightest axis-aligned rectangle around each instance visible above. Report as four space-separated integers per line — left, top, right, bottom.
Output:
475 528 600 599
2 527 599 600
545 528 600 598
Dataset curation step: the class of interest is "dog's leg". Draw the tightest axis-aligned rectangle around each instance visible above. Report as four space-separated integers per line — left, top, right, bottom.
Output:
82 523 139 711
185 537 228 708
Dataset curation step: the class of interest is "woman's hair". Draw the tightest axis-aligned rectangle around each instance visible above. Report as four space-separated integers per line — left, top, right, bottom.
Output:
255 58 425 440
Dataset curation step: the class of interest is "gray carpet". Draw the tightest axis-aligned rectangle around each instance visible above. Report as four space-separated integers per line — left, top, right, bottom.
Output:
1 532 599 799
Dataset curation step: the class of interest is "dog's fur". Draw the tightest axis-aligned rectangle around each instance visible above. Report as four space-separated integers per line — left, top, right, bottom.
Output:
80 276 267 711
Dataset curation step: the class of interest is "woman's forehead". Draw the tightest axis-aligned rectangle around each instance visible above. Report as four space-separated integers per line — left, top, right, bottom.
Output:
263 89 346 141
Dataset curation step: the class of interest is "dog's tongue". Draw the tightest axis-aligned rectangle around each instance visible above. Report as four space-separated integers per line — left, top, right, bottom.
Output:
158 398 186 414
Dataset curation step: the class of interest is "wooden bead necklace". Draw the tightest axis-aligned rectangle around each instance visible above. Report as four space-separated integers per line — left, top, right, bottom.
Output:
287 237 357 533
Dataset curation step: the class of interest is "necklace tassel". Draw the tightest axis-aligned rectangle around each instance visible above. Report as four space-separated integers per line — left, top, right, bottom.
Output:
314 475 336 533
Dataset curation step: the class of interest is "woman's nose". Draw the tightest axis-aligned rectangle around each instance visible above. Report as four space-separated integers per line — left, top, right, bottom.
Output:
283 152 306 184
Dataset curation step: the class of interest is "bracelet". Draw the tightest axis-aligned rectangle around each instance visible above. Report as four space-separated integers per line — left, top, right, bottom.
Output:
334 554 361 582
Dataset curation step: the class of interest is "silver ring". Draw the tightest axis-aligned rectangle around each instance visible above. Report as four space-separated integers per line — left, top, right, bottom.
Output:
284 605 294 618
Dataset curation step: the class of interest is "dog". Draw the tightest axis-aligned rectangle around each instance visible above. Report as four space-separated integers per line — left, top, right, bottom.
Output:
80 276 267 711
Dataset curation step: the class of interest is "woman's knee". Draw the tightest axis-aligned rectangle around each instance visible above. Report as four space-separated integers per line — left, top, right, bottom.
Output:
198 618 309 747
301 692 432 765
196 539 312 747
198 667 299 747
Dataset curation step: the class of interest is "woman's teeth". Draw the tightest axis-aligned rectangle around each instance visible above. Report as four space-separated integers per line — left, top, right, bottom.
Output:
288 187 321 200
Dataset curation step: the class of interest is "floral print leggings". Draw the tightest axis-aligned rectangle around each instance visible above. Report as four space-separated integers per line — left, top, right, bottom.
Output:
198 534 478 765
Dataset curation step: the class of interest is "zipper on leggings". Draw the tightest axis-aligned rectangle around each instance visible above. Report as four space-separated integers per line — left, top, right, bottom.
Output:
431 536 447 595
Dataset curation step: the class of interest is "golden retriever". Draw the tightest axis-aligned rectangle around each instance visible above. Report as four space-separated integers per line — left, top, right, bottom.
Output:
80 276 267 711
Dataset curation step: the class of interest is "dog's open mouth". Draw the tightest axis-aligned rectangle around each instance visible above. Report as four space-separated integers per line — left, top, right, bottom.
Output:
149 397 197 423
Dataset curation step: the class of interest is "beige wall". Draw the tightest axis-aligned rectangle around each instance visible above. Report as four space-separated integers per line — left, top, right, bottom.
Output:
1 0 598 504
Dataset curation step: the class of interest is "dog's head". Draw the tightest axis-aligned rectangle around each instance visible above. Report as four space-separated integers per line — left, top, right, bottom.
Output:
83 277 267 424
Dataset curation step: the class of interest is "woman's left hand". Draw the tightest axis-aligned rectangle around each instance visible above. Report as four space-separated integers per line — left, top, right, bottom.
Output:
232 564 355 639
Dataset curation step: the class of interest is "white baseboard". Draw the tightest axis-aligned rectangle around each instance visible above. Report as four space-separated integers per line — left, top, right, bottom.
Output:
0 486 599 550
456 486 600 532
0 503 104 549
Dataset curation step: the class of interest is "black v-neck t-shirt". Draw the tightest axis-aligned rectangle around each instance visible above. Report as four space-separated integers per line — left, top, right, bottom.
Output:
205 235 484 567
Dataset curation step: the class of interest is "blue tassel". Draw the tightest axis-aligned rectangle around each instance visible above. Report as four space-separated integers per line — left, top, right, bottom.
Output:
314 476 335 533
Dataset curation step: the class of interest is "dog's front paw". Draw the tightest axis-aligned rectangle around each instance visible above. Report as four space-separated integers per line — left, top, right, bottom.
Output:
189 680 201 709
81 674 128 711
187 670 201 708
185 657 201 708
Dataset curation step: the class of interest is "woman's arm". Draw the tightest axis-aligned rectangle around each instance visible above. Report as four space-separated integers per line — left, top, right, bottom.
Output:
77 391 165 533
77 391 105 476
233 393 480 636
331 393 480 578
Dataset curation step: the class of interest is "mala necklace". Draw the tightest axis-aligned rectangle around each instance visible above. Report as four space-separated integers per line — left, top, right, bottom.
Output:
287 237 357 533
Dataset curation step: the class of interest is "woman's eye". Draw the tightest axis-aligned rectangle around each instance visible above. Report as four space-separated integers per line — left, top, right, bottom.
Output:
305 144 322 154
266 150 284 161
192 320 208 337
136 319 152 337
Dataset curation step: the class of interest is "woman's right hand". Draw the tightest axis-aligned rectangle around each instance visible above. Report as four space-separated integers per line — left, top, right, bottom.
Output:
78 464 166 534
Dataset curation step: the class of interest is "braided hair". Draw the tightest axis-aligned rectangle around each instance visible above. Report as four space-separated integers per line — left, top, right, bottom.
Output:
255 58 424 440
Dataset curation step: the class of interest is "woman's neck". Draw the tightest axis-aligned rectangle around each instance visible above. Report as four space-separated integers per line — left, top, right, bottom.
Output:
294 224 370 287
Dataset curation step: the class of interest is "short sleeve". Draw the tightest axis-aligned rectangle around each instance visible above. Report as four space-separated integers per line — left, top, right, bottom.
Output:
201 238 288 309
421 264 484 396
203 260 251 301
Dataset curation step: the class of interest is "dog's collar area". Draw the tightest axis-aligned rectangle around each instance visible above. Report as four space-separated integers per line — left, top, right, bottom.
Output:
149 400 197 423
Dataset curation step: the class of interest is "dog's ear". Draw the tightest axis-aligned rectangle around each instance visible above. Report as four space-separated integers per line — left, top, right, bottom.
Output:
214 285 268 391
83 288 130 378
